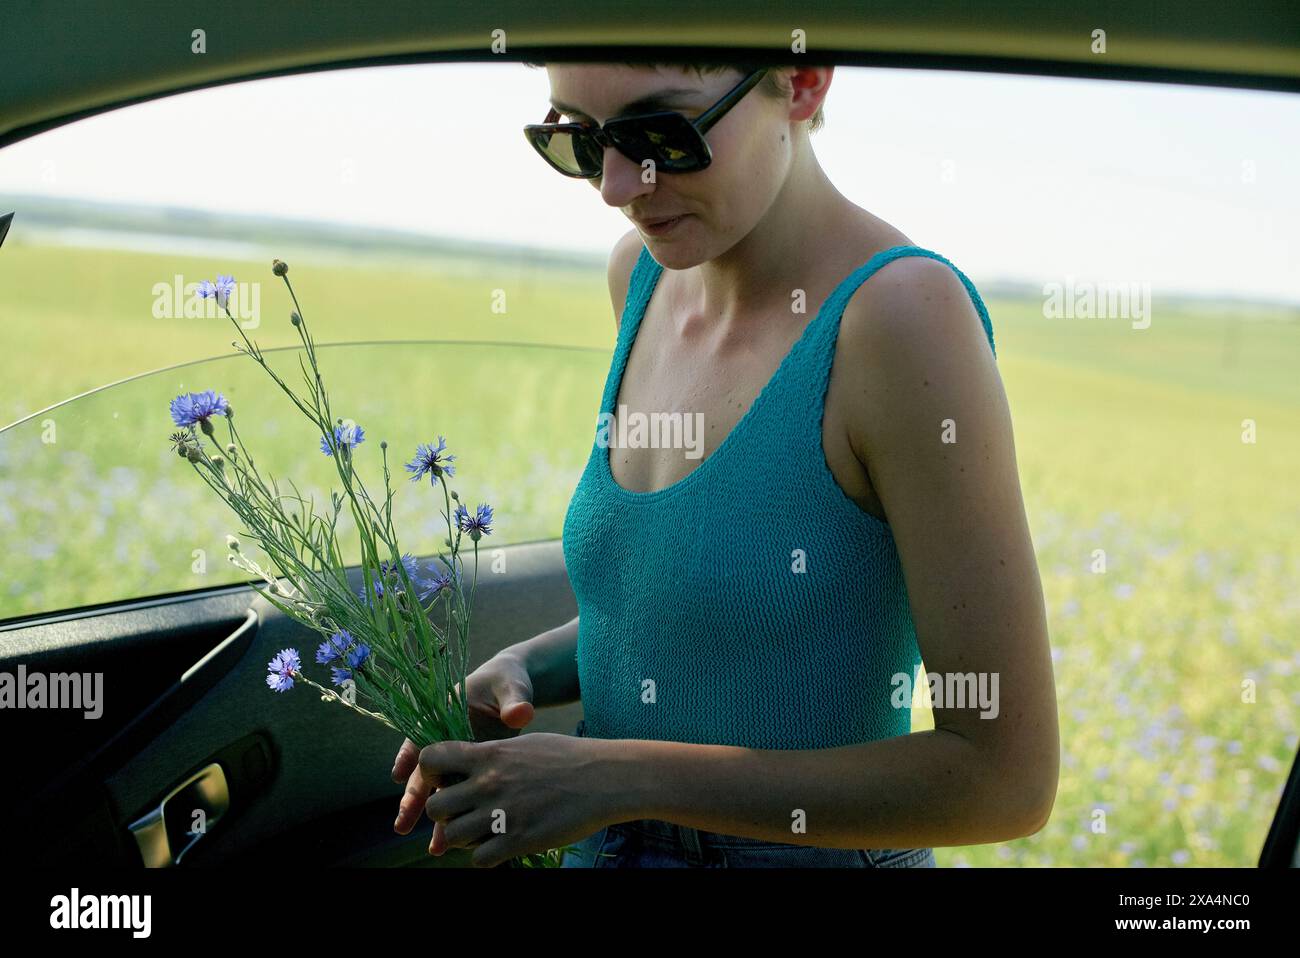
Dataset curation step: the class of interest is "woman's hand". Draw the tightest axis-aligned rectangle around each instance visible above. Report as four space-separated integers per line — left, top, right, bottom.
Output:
393 732 621 867
390 650 536 784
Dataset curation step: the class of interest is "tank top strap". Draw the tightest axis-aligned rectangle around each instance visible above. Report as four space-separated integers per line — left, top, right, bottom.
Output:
598 245 665 419
784 245 998 431
598 244 996 448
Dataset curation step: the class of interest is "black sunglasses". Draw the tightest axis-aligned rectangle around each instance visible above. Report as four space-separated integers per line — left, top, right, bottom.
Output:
523 68 770 178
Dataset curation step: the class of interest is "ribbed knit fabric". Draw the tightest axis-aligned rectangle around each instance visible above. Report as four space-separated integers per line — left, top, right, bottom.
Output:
562 244 997 750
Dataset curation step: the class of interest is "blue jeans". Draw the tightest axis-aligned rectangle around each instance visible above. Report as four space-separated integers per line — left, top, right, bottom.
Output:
562 720 937 869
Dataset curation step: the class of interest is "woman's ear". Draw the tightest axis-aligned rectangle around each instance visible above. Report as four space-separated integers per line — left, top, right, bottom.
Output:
787 66 832 123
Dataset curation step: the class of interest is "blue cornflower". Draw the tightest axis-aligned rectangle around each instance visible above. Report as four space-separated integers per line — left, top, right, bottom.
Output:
332 646 370 686
380 553 420 582
266 648 301 693
405 437 456 484
315 629 354 665
454 502 494 541
416 562 459 601
321 421 366 456
169 390 230 428
197 274 237 308
358 579 385 606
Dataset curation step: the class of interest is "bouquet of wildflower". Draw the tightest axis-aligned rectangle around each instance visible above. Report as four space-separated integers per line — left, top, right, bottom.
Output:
167 260 566 867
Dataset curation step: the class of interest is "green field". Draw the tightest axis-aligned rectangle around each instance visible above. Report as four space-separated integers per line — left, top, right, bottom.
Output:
2 241 1298 868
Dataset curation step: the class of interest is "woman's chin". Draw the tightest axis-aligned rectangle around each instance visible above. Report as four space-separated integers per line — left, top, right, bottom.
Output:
642 236 708 271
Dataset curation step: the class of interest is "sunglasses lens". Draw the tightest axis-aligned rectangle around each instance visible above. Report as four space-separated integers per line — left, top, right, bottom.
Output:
528 113 708 178
608 114 706 172
530 129 603 177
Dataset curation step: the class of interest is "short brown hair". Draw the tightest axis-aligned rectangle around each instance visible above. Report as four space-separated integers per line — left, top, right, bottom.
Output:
522 61 825 134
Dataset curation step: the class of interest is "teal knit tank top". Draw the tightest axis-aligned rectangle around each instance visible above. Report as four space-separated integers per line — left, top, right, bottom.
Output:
562 244 997 750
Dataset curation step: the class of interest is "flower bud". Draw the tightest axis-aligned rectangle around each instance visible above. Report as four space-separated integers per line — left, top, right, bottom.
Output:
211 455 225 469
450 490 459 501
273 259 289 276
224 405 234 418
226 443 237 456
176 444 190 459
226 535 241 551
290 312 301 326
200 418 215 437
186 447 203 463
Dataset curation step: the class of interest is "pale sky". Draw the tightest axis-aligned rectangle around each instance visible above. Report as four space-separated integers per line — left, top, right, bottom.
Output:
1 61 1296 302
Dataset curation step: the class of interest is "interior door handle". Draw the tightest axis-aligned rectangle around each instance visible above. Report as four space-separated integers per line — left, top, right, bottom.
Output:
128 762 230 867
119 608 259 867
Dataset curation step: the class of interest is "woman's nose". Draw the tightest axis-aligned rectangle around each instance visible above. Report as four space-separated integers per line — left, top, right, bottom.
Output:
597 146 654 208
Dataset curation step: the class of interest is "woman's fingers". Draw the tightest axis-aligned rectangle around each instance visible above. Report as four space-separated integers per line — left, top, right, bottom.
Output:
394 758 440 835
395 741 474 835
429 817 449 856
391 737 419 784
498 698 535 730
491 664 536 729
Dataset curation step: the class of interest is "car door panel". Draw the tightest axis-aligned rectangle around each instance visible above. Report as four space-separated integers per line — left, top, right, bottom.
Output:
5 539 580 867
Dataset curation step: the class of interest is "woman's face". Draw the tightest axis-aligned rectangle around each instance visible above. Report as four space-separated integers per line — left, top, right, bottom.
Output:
544 65 794 269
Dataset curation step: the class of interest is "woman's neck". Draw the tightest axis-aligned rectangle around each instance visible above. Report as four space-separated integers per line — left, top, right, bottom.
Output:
691 149 855 327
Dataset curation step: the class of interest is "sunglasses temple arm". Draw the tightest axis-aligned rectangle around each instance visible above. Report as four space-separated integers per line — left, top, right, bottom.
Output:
693 68 770 134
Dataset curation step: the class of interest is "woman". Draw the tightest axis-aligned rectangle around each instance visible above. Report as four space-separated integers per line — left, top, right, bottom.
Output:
390 62 1059 867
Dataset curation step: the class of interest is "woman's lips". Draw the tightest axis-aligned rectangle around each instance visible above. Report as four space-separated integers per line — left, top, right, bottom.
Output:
639 214 688 236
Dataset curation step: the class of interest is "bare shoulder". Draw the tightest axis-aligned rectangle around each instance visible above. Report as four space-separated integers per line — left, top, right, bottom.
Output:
606 228 645 332
843 254 983 348
835 251 1000 460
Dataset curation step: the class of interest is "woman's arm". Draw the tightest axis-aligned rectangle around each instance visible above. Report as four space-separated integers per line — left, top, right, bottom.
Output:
593 259 1060 849
499 614 581 709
